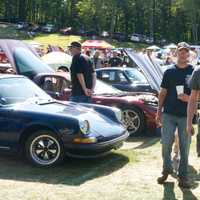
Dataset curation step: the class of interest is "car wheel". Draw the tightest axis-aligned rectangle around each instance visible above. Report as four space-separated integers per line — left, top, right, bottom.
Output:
25 130 65 167
121 107 145 136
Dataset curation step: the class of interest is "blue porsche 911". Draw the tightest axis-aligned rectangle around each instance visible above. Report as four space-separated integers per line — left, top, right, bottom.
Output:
0 75 128 167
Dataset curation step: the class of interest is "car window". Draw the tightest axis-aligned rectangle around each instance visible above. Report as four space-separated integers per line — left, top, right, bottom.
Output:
41 76 71 93
124 69 148 84
0 77 50 105
117 71 128 83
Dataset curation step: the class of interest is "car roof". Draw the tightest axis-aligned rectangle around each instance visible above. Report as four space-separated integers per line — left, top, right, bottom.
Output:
96 67 136 71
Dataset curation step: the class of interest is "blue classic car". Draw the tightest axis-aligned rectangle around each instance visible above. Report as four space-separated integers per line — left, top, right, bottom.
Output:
96 67 157 94
0 75 128 166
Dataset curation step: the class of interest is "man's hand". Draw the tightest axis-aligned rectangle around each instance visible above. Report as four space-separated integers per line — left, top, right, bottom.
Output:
156 111 162 127
84 88 93 96
177 94 189 102
186 123 193 135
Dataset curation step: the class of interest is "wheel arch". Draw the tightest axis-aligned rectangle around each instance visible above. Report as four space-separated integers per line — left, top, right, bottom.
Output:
19 124 56 151
119 103 147 135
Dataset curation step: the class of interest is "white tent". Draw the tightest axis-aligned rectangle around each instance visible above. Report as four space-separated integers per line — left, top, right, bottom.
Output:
41 52 72 70
146 45 160 50
164 43 177 49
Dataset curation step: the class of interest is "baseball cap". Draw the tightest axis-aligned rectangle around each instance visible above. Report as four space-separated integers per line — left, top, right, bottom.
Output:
177 42 190 51
68 41 81 48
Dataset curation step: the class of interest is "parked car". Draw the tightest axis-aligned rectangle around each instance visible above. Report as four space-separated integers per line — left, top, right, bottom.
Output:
34 72 158 136
0 40 159 136
130 34 141 42
101 31 110 38
16 22 29 30
41 24 56 33
0 75 128 166
96 67 157 94
112 32 126 41
60 27 73 35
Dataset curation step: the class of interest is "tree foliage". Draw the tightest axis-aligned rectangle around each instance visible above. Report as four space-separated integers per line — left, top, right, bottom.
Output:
0 0 200 43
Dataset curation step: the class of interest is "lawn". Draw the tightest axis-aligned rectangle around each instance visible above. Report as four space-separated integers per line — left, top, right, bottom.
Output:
0 136 200 200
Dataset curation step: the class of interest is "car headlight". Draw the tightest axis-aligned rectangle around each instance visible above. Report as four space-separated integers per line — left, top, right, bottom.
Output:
79 120 90 134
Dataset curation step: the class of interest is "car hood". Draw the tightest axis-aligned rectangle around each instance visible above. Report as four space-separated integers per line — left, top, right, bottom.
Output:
124 49 164 92
13 101 124 136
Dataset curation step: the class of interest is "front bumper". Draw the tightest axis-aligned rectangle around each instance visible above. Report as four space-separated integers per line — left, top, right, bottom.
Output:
64 131 129 158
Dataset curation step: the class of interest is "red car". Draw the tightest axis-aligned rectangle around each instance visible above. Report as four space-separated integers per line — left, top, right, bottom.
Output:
34 72 158 136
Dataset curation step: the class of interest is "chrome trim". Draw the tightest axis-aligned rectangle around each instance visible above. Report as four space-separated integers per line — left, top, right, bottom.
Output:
0 146 10 150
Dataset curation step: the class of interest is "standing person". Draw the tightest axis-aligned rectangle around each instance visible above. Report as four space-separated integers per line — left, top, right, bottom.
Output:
187 65 200 156
108 50 122 67
92 50 104 69
68 41 96 103
156 42 194 188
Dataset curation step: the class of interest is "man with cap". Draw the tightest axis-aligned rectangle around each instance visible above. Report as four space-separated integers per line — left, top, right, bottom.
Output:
108 50 122 67
156 42 194 188
68 41 96 103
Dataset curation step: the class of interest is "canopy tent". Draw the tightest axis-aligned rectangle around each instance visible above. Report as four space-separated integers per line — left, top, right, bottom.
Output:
164 43 177 49
146 45 160 51
41 51 72 71
81 40 114 49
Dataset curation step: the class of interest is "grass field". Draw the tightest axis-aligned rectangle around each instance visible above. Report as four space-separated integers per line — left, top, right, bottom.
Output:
0 136 200 200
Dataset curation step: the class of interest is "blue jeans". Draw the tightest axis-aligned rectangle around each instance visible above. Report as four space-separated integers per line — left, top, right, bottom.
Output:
69 95 92 103
161 113 191 177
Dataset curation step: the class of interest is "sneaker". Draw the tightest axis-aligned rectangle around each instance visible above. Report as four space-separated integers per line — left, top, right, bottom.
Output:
178 177 190 189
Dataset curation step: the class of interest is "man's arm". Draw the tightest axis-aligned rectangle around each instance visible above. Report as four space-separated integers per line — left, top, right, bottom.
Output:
91 72 96 92
187 90 199 134
77 73 89 96
156 88 167 125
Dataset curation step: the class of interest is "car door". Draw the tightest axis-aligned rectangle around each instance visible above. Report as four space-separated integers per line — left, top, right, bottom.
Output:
0 105 22 152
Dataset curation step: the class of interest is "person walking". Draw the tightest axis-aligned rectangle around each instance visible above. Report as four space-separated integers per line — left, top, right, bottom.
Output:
68 41 96 103
156 42 194 188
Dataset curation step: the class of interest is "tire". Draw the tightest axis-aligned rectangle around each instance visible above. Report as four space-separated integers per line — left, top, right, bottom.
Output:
121 106 145 136
25 130 65 167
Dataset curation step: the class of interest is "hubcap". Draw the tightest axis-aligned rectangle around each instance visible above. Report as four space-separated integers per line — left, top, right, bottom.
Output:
30 135 60 166
122 109 141 134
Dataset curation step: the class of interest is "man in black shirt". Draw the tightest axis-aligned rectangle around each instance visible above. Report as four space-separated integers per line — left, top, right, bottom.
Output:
108 50 122 67
68 42 96 103
156 42 194 188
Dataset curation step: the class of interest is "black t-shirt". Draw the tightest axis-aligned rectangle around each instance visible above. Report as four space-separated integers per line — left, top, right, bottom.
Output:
70 53 95 96
108 57 122 66
161 64 194 116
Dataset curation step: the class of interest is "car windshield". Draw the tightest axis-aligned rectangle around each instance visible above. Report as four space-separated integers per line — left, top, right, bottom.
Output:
124 68 148 84
94 79 121 95
0 77 51 105
14 47 54 79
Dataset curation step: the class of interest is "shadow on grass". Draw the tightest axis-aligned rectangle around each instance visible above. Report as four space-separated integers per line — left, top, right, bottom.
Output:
0 151 129 186
126 136 160 149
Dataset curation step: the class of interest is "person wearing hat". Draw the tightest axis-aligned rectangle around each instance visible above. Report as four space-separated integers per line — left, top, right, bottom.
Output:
156 42 194 188
108 50 122 67
68 41 96 103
